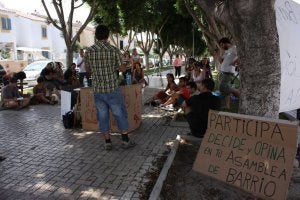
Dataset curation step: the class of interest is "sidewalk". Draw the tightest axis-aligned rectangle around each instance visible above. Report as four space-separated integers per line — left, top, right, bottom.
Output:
0 86 188 199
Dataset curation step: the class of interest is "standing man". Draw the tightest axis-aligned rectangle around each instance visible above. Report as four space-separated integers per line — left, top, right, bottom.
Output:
77 49 90 86
173 54 182 78
85 25 135 150
218 37 240 109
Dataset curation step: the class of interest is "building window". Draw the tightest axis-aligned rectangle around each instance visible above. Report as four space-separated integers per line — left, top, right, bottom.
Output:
120 40 124 50
42 27 47 38
1 17 11 30
42 51 49 59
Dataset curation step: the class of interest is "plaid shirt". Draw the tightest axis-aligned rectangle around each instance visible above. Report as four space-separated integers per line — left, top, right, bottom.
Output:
85 41 122 93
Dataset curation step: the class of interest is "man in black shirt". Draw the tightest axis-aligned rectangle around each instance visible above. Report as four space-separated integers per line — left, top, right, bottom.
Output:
183 78 221 138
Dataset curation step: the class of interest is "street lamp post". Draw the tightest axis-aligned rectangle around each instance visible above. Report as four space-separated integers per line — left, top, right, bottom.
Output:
192 24 195 58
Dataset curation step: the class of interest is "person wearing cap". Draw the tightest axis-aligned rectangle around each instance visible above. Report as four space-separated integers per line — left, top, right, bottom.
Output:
2 77 30 109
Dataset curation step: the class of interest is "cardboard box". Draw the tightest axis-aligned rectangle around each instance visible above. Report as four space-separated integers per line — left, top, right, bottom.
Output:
80 84 142 132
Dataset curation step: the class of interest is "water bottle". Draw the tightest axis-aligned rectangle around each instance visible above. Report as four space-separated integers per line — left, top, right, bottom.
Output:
83 76 88 87
126 72 131 85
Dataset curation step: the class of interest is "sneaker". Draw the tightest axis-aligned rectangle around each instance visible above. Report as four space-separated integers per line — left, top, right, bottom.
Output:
151 101 160 107
105 142 112 150
121 140 136 149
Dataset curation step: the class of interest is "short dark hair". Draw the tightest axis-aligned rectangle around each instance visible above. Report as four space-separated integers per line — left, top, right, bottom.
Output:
95 25 110 40
187 81 197 90
179 77 187 83
37 76 44 83
188 58 196 63
218 37 231 44
201 78 215 91
9 77 18 83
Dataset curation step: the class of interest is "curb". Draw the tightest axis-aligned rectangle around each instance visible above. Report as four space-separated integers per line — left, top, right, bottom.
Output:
149 135 181 200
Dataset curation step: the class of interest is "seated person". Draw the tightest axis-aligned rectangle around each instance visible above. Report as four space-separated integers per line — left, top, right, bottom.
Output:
64 63 80 87
2 77 30 109
122 51 132 81
40 62 62 90
182 78 221 138
31 76 56 105
191 61 206 83
55 62 64 81
40 62 62 98
186 81 200 97
162 77 190 107
185 58 196 81
13 71 27 95
132 62 148 86
147 73 179 106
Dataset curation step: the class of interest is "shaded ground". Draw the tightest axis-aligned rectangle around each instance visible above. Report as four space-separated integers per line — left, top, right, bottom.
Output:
160 139 257 200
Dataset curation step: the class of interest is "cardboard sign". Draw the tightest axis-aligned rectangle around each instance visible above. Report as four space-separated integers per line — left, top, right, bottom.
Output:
80 84 142 132
193 110 298 200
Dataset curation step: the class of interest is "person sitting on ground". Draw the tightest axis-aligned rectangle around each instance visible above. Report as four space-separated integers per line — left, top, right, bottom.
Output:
122 51 132 81
162 77 190 108
185 58 196 81
148 73 179 106
40 62 61 89
186 81 200 97
40 62 61 98
31 76 56 105
131 48 141 69
2 77 30 109
191 61 206 83
55 62 64 82
182 78 221 138
132 62 148 86
199 57 212 79
64 63 80 87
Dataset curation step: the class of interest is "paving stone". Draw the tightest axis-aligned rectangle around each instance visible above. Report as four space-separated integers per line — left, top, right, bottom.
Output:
0 92 189 199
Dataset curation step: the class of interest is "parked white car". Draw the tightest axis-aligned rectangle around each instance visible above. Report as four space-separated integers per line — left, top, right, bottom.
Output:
24 60 65 85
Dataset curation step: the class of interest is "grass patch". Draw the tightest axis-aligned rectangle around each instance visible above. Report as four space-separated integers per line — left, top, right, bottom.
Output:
23 87 33 95
144 65 173 76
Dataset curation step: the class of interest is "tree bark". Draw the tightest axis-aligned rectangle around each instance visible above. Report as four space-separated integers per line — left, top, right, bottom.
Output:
135 31 155 69
42 0 99 67
196 0 281 118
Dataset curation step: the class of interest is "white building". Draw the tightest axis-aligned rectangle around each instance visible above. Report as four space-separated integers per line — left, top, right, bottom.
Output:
0 4 95 72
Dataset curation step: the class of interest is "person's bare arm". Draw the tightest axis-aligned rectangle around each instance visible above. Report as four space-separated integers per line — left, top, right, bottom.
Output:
182 101 191 114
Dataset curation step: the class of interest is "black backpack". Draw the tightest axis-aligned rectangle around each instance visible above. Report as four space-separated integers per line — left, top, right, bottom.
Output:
62 111 74 129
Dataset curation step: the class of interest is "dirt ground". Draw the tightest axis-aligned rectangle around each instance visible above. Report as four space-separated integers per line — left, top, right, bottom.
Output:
159 138 300 200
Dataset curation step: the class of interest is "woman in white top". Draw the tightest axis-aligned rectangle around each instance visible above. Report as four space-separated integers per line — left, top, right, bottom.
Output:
131 48 140 70
192 62 206 83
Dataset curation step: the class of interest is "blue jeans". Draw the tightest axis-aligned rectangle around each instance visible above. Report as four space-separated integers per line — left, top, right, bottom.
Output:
93 89 129 133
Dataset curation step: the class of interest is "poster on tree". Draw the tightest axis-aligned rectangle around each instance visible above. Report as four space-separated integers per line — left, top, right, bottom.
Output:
275 0 300 112
193 110 298 200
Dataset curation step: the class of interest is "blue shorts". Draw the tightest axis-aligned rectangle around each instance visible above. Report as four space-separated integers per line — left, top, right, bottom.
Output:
93 89 129 133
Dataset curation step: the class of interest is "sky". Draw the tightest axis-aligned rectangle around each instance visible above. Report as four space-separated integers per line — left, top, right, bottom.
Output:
1 0 300 21
0 0 90 22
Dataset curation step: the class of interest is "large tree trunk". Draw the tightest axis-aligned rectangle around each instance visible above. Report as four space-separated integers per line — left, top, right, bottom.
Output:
197 0 281 118
135 31 155 69
230 1 280 118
